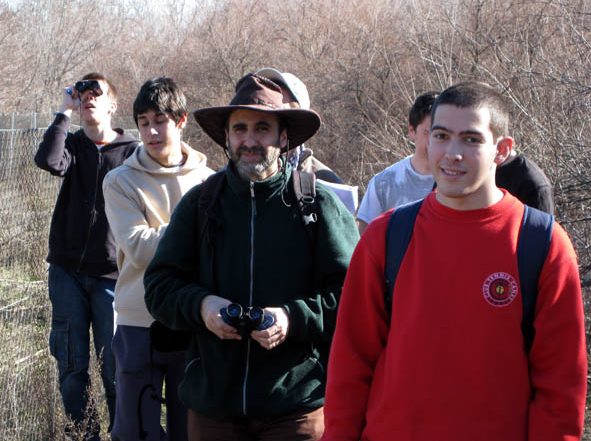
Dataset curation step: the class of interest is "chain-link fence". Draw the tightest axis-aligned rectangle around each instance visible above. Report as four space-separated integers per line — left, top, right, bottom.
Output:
0 112 137 132
0 120 116 440
0 125 61 440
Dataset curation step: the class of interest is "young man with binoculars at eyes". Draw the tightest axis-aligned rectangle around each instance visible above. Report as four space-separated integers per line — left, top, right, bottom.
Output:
144 73 359 440
35 72 140 440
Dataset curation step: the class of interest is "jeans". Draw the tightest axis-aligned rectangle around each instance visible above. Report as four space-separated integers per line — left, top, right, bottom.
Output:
111 325 187 441
48 264 116 440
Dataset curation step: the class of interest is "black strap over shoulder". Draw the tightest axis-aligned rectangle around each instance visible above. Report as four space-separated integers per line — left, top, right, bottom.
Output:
384 199 424 319
518 205 554 353
383 201 554 355
197 170 226 221
197 170 226 296
292 169 318 243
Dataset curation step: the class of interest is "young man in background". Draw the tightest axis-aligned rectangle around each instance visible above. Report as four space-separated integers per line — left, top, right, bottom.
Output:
35 72 140 440
357 91 438 233
103 77 214 441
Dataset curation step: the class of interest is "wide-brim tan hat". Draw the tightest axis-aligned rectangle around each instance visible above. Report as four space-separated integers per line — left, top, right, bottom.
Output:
193 74 321 151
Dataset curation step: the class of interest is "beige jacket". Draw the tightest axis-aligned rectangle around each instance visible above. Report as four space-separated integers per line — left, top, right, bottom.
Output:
103 142 214 327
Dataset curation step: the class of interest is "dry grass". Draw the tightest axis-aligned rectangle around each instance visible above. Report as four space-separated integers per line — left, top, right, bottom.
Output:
0 276 112 441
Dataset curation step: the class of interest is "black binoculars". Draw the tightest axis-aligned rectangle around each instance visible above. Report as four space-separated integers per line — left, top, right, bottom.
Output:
67 80 103 98
220 303 275 337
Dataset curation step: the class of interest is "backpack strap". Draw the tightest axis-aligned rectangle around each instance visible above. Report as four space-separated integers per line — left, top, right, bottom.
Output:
518 205 554 354
292 169 318 242
197 170 226 223
384 199 424 320
196 170 226 294
383 201 554 353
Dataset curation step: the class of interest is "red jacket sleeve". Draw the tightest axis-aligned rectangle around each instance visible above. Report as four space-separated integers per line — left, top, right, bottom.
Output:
321 214 391 441
528 223 587 440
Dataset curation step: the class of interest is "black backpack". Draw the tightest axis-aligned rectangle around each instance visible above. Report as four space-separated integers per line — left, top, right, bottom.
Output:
384 199 554 354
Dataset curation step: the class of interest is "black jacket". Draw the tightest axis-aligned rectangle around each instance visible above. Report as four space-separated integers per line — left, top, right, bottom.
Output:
35 114 139 276
496 154 554 215
145 162 359 418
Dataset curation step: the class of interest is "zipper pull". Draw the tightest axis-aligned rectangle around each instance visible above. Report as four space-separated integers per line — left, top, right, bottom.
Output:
249 181 257 216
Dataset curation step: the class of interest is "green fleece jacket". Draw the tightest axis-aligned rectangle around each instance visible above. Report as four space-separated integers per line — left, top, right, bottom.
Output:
144 161 358 418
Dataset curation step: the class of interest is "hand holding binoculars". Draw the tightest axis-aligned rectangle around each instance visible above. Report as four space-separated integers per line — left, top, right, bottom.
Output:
220 303 275 338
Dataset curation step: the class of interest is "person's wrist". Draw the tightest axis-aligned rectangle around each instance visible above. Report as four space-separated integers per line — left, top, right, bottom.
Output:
57 108 73 117
199 295 211 322
200 294 221 322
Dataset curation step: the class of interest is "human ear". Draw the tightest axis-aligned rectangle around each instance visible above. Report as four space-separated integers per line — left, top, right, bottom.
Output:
109 100 117 116
224 129 230 150
407 124 417 141
280 129 288 149
494 136 514 165
177 113 188 130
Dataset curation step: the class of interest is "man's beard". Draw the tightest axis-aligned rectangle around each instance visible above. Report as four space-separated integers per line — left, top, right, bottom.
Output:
230 144 281 181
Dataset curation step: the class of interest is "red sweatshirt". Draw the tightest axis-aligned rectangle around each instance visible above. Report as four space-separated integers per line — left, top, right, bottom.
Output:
322 191 586 441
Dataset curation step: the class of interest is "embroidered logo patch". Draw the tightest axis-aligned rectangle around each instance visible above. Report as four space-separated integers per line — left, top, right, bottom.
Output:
482 272 518 307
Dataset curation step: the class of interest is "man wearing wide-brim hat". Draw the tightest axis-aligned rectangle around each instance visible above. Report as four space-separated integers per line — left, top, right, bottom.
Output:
255 67 345 185
144 73 359 440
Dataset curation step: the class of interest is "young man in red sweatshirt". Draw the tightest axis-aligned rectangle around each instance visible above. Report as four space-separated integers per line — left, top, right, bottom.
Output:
321 82 587 441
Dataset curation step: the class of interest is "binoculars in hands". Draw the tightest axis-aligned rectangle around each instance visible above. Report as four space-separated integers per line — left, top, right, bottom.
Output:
220 303 275 338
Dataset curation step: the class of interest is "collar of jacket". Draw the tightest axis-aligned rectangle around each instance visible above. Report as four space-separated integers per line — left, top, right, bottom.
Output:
225 157 291 202
127 142 206 175
75 127 139 152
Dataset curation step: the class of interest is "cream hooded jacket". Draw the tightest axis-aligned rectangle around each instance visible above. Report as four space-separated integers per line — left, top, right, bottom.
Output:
103 142 214 327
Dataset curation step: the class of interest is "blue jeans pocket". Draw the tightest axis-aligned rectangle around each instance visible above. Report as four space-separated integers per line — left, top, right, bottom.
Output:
49 317 70 372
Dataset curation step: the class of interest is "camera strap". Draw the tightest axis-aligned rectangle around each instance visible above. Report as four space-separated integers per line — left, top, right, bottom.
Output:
292 169 318 244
